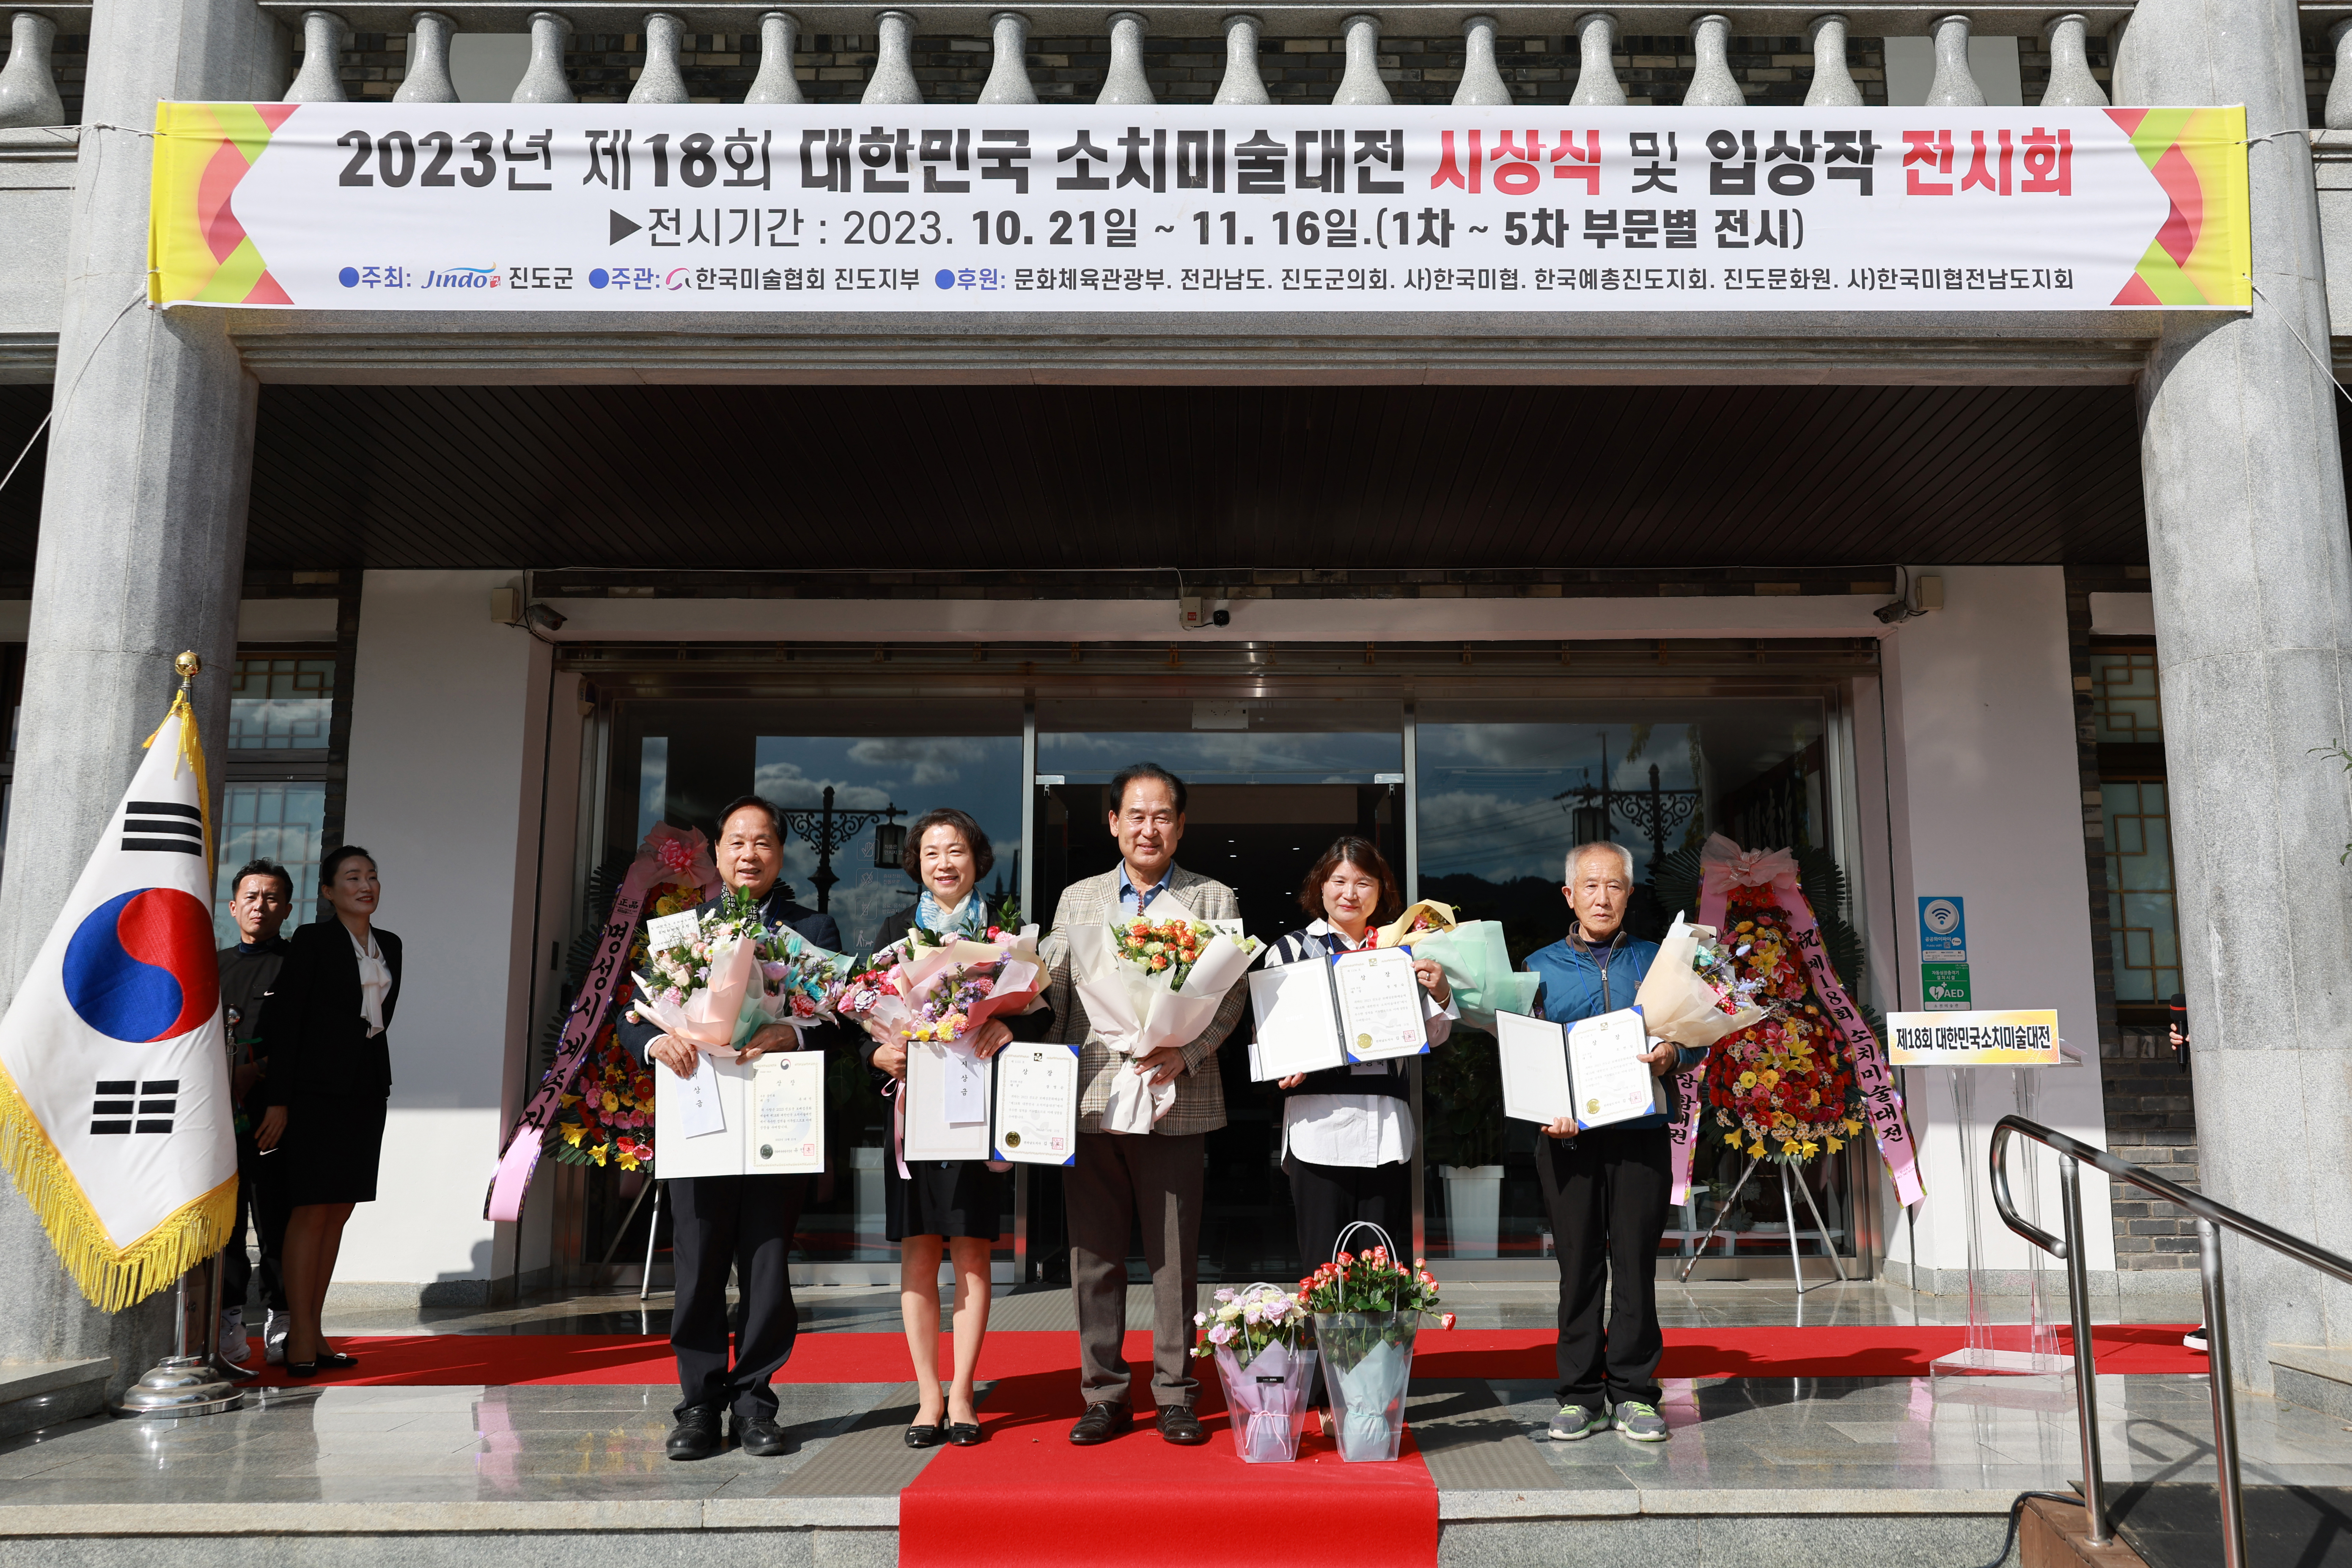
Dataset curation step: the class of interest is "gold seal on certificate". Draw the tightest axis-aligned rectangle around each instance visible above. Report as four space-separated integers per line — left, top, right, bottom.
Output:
1245 945 1432 1080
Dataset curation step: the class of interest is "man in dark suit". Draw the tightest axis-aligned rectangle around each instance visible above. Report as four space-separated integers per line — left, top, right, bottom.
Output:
617 796 844 1462
216 858 296 1369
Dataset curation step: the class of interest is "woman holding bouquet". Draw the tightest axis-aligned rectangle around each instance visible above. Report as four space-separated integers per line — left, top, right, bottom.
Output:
1265 837 1455 1422
861 807 1047 1449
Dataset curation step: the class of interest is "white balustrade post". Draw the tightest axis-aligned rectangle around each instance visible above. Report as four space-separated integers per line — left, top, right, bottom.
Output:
0 11 61 126
1925 14 1984 106
1569 11 1625 107
1455 14 1511 106
1334 13 1389 106
283 9 347 103
513 10 575 102
1098 10 1151 104
1215 12 1269 105
629 12 690 103
1803 14 1860 107
396 10 459 102
745 11 804 104
980 10 1035 104
2040 14 2105 107
2328 19 2352 129
1684 13 1741 106
863 9 921 103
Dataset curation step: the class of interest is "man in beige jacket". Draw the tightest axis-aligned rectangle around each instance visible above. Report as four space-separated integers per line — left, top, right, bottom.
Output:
1041 762 1248 1446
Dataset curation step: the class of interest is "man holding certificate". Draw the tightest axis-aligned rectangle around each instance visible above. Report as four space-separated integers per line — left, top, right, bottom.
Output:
616 796 846 1463
1520 841 1704 1447
1041 763 1250 1447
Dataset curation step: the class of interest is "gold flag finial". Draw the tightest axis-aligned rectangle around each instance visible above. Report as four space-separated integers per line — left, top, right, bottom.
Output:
173 650 200 687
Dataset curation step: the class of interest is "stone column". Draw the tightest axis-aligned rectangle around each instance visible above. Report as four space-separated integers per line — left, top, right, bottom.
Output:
0 0 275 1396
2120 0 2352 1390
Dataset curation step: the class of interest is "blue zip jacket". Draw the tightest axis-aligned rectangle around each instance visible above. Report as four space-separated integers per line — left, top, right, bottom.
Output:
1522 927 1704 1131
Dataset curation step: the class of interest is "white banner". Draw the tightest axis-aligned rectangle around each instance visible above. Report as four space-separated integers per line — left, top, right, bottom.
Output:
152 103 2250 314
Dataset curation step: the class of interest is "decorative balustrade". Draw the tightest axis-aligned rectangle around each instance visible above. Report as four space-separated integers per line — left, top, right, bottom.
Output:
0 0 2344 126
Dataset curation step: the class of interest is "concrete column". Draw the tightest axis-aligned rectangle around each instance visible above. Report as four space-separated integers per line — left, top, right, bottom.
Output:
745 11 803 104
1214 13 1268 105
1569 11 1625 106
2328 19 2352 130
978 11 1033 104
1684 14 1741 106
2120 0 2352 1390
511 10 573 102
1333 13 1388 106
0 12 65 126
0 0 275 1398
396 10 459 102
628 11 688 103
861 10 920 104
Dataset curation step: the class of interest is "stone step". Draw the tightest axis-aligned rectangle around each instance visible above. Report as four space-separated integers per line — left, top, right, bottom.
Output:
0 1360 107 1442
2271 1344 2352 1422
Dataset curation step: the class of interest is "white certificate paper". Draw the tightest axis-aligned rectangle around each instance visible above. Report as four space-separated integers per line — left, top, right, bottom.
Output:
1246 961 1347 1081
1333 946 1429 1063
747 1053 825 1173
644 910 701 952
905 1038 994 1161
942 1045 989 1126
674 1052 725 1139
1495 1010 1575 1125
1567 1008 1666 1131
993 1044 1079 1164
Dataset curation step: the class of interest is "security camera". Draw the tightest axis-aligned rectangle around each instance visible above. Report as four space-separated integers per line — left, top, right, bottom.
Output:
1874 573 1943 626
523 602 568 633
1210 607 1231 626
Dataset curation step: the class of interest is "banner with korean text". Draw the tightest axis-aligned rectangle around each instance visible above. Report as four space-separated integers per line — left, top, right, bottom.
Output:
149 102 2248 313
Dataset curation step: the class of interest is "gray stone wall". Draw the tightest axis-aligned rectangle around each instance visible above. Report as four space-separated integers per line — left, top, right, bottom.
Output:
2101 1035 2201 1271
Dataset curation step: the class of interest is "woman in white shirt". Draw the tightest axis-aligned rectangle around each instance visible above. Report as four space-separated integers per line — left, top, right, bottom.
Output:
1267 838 1454 1325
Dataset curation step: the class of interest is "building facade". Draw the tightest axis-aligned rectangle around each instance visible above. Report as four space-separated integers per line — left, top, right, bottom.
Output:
0 0 2347 1400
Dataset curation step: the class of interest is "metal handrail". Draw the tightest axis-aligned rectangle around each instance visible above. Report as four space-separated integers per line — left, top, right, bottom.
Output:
1989 1115 2352 1568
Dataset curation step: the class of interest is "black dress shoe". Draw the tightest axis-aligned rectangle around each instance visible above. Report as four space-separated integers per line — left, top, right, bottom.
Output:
1068 1402 1133 1445
905 1417 949 1450
733 1413 792 1458
1156 1404 1209 1446
948 1422 984 1447
665 1404 725 1461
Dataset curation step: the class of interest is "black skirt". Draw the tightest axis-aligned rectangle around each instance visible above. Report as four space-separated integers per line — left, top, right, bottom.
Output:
277 1092 387 1206
885 1156 1008 1242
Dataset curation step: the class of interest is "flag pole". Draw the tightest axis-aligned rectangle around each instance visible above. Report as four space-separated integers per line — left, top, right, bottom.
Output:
112 653 242 1420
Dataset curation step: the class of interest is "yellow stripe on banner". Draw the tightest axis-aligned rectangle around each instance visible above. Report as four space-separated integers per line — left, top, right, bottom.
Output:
0 1060 236 1312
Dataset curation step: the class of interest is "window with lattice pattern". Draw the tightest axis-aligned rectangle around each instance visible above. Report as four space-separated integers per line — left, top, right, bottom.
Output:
228 657 335 750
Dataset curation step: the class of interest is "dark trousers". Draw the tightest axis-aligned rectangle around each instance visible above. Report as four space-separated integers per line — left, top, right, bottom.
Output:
1068 1131 1202 1409
1285 1153 1411 1278
1535 1123 1673 1410
1285 1151 1412 1409
223 1129 290 1316
668 1173 807 1422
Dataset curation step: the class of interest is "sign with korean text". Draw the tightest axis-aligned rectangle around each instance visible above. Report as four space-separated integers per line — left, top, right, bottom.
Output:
1885 1008 2061 1067
150 103 2249 313
1918 894 1972 1010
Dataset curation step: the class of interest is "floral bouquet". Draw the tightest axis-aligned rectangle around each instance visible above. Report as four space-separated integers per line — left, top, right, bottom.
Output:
1069 917 1261 1134
1373 899 1539 1034
1632 912 1770 1054
627 886 846 1054
1192 1283 1317 1464
833 921 1047 1048
1297 1224 1454 1462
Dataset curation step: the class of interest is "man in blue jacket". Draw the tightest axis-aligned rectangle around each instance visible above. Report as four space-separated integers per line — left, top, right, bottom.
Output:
1521 841 1704 1444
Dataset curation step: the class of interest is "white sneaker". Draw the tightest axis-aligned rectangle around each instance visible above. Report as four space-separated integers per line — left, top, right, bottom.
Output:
2184 1326 2208 1353
264 1310 291 1365
218 1306 247 1363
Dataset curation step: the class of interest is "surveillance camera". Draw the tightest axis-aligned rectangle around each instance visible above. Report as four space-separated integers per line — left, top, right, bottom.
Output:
1872 599 1912 626
524 602 568 633
1210 608 1231 626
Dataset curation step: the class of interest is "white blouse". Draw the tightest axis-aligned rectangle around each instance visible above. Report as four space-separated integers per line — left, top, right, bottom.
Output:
352 930 390 1038
1272 920 1456 1170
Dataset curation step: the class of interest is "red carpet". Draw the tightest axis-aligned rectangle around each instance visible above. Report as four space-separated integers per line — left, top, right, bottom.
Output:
242 1323 2208 1388
900 1362 1437 1568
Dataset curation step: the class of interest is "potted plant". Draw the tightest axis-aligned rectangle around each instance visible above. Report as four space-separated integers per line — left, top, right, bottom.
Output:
1426 1032 1505 1258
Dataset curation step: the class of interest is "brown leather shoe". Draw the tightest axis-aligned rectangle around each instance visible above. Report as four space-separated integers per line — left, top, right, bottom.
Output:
1156 1404 1209 1445
1069 1402 1133 1445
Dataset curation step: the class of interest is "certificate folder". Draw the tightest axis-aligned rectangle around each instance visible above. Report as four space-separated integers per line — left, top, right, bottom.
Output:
992 1042 1080 1166
652 1051 827 1179
1495 1006 1665 1132
1246 945 1429 1082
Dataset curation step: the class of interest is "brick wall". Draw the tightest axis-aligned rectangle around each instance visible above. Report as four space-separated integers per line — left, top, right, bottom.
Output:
2102 1031 2201 1270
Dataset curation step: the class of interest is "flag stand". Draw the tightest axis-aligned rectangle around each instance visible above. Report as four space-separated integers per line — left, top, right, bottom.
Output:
113 1255 243 1419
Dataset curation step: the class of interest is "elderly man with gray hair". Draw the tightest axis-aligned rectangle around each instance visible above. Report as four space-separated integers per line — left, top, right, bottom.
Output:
1520 840 1705 1446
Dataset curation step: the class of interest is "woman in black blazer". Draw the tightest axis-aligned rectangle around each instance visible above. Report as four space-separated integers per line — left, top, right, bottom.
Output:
256 845 401 1379
858 808 1047 1448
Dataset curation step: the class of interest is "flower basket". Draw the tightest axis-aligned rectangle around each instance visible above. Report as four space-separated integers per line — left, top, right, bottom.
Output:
1312 1310 1418 1462
1211 1337 1317 1464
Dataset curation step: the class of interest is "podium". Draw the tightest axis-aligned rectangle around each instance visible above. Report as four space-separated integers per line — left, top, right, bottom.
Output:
1887 1010 2074 1378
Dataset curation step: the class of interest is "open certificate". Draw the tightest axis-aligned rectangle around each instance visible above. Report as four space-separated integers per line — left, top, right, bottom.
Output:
654 1049 827 1178
905 1039 995 1162
1246 946 1429 1080
1496 1006 1665 1131
993 1043 1079 1165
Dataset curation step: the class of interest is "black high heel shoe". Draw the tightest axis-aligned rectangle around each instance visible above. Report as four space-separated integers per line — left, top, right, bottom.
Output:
904 1417 949 1450
315 1351 359 1370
